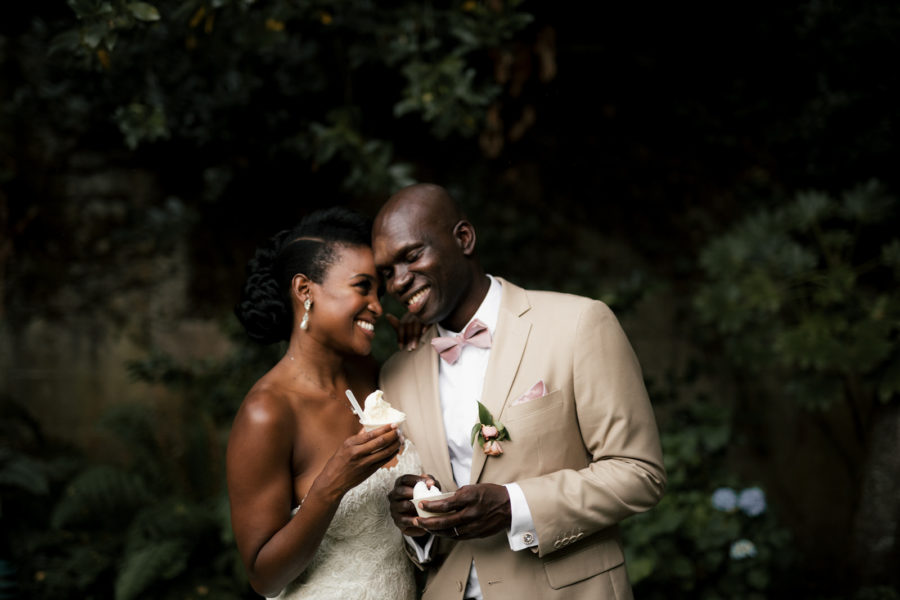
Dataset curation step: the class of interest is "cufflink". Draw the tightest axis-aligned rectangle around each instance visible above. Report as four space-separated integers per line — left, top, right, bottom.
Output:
522 532 535 545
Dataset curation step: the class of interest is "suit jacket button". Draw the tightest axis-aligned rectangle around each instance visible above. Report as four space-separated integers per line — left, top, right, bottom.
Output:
457 581 463 592
523 532 535 545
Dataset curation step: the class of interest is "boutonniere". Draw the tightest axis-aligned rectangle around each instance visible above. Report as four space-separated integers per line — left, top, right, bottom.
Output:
470 401 511 456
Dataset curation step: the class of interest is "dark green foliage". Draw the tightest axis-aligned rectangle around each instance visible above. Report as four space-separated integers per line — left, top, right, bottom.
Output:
855 587 900 600
688 180 900 593
18 0 533 199
1 378 254 598
126 317 284 426
51 465 152 531
694 180 900 411
0 448 50 497
623 370 793 599
0 560 16 600
115 540 190 600
1 398 86 597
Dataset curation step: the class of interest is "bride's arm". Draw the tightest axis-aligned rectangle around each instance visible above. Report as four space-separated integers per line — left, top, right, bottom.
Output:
226 390 401 597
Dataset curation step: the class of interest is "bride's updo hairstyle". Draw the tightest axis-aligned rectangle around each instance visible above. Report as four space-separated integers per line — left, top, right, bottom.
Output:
235 207 372 344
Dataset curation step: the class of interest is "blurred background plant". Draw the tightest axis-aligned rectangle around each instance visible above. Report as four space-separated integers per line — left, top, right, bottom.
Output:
694 181 900 589
622 375 794 600
2 0 900 598
622 180 899 598
0 322 283 599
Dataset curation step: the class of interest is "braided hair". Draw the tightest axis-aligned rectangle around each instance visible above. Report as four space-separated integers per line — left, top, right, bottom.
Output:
235 207 372 344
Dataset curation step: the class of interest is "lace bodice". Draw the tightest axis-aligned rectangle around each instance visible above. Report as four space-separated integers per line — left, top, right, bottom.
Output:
274 440 421 600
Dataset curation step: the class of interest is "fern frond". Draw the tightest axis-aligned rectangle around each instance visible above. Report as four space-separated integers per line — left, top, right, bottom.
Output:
0 448 50 496
124 499 215 555
51 465 152 530
179 409 218 498
24 536 116 598
97 403 171 489
114 540 188 600
211 491 234 545
98 403 161 458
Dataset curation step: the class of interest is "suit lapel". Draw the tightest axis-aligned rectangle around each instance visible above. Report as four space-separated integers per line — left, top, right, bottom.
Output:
411 327 457 492
470 278 532 484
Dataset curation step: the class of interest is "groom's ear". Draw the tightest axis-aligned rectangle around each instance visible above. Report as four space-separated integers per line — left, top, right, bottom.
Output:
452 220 477 256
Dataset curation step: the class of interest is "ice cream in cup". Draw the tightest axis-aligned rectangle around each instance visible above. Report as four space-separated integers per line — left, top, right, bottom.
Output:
409 480 455 518
359 390 406 432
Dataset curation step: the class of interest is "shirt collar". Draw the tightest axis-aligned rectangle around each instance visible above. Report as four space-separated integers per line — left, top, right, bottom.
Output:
436 274 502 338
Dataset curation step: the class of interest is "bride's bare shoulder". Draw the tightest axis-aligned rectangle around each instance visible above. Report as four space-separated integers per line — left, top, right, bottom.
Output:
233 370 295 433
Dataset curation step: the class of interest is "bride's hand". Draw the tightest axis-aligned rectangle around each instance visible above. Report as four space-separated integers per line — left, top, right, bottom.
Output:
313 425 402 502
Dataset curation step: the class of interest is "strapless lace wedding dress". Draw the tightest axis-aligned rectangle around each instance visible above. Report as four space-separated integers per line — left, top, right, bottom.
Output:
274 439 421 600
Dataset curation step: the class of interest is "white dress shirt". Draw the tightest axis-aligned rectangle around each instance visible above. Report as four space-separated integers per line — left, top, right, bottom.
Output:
407 275 538 600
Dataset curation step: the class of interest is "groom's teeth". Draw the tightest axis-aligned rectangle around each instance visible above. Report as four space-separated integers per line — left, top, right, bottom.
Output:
408 288 428 306
356 320 374 331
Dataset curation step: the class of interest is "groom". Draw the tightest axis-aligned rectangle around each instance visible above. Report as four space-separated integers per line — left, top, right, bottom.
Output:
374 183 665 600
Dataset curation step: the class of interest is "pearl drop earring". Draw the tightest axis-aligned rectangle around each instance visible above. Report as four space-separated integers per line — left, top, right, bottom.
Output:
300 298 311 330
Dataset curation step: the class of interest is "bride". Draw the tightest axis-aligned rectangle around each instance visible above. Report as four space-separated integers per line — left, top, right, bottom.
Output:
228 207 420 599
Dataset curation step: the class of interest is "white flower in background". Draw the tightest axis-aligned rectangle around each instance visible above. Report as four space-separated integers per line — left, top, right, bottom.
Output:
737 486 766 517
711 487 737 512
730 538 758 560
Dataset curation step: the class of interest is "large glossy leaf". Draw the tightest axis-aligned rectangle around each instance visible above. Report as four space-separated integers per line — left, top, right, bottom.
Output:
126 2 160 22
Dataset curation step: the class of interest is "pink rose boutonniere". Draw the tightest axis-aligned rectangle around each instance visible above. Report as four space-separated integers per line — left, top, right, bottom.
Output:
470 401 511 456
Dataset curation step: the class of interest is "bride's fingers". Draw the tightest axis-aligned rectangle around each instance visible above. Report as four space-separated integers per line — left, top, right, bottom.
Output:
354 426 400 452
359 437 402 466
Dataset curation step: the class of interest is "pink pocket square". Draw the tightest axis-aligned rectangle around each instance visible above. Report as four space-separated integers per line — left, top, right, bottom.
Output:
511 379 546 406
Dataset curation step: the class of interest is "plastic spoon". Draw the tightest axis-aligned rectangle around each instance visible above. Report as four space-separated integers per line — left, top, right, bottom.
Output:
345 389 364 419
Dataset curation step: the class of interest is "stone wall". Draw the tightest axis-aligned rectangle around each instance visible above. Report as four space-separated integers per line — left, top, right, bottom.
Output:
1 154 232 448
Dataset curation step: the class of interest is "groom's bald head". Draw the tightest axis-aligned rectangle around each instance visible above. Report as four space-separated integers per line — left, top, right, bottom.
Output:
372 183 487 332
376 183 464 229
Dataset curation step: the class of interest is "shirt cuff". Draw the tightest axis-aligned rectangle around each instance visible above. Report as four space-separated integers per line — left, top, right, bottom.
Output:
504 482 538 550
403 532 435 563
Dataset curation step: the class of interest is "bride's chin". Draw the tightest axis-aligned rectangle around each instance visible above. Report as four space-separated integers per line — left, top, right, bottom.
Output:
352 340 373 356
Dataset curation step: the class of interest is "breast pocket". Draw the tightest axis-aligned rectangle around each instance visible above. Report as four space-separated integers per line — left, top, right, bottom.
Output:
499 390 575 476
501 389 565 430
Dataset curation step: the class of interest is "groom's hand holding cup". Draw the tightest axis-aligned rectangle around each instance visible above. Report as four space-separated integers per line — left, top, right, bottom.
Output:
417 483 512 540
389 474 441 537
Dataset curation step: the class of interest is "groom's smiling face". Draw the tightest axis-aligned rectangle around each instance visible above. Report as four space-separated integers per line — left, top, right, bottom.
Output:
373 197 471 329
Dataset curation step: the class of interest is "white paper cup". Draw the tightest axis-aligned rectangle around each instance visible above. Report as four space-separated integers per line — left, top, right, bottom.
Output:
361 416 406 432
409 492 456 518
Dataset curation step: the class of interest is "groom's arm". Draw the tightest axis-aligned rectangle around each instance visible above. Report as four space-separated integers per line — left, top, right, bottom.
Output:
515 300 666 557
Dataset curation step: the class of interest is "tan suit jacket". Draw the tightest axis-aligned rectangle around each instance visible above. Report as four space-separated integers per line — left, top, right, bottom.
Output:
380 278 666 600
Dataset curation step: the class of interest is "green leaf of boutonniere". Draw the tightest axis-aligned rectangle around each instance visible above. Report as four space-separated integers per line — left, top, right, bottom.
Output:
477 401 494 427
470 422 484 447
472 401 511 449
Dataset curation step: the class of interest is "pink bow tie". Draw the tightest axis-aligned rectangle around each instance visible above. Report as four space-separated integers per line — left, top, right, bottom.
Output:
431 319 492 364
